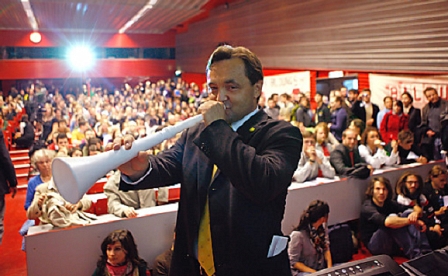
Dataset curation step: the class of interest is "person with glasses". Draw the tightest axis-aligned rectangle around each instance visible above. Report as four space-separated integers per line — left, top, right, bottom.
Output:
396 172 446 249
293 131 335 183
360 176 431 259
385 129 427 165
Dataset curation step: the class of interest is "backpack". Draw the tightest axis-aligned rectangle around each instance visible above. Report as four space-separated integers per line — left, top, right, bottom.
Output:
328 223 354 263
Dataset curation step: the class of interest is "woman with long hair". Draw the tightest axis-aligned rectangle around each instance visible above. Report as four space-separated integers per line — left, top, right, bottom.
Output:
93 229 150 276
359 126 398 169
314 122 339 157
288 200 332 275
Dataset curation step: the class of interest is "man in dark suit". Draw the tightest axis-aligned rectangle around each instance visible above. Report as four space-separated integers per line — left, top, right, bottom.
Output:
113 46 302 276
330 129 373 179
351 88 380 127
0 129 18 244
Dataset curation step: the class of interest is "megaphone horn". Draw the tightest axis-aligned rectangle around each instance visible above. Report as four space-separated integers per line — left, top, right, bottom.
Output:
52 115 203 203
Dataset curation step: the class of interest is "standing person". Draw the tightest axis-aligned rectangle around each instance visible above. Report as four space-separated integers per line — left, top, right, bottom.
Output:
419 87 448 160
314 92 331 125
93 229 151 276
401 92 421 135
376 96 393 129
380 100 409 144
351 88 380 128
329 96 348 142
288 200 332 276
111 45 302 276
0 129 18 244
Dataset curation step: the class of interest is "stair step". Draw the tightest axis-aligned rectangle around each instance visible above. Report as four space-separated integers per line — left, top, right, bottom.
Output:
14 164 31 175
11 156 30 165
9 149 29 158
17 173 29 186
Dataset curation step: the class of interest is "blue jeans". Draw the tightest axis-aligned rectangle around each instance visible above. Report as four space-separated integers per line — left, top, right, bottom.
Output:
367 212 431 259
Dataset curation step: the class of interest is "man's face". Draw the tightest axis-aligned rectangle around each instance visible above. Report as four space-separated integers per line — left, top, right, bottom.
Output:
207 58 262 124
425 89 439 104
362 91 371 103
431 173 447 190
401 94 411 107
303 137 315 152
348 91 357 101
398 137 414 150
372 181 388 206
405 175 419 195
314 93 322 103
384 98 393 110
342 130 357 150
57 138 68 149
268 99 275 108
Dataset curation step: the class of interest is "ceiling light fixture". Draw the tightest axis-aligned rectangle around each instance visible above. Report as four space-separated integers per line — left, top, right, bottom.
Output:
21 0 39 31
118 0 158 34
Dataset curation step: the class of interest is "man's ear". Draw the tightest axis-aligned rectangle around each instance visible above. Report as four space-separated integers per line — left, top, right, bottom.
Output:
253 80 263 98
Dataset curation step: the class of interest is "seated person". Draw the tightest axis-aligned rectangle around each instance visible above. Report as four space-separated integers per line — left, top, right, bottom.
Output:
348 118 365 143
385 130 427 165
396 171 446 249
93 229 150 276
293 131 335 183
26 179 92 223
68 146 83 157
25 149 55 210
422 165 448 240
288 200 332 275
80 128 97 153
360 176 431 259
104 170 169 218
153 232 175 276
358 126 398 169
48 132 71 155
13 114 35 149
71 120 88 146
82 137 102 156
314 122 339 157
330 129 373 179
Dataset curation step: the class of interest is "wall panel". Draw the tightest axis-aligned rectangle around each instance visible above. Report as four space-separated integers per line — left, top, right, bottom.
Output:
176 0 448 74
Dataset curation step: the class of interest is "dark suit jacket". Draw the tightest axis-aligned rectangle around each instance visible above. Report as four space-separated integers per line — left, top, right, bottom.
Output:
0 129 17 195
120 111 302 276
351 101 380 127
330 144 370 179
407 106 421 134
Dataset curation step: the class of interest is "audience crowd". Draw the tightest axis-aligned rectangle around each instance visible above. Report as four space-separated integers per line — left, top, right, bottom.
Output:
2 79 448 275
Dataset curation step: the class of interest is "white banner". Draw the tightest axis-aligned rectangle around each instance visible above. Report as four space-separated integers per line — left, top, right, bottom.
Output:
262 71 311 101
369 74 448 109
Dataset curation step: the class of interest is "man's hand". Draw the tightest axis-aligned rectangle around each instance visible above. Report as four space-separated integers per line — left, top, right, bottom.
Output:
105 135 150 179
197 100 226 126
414 220 426 232
37 194 47 209
374 139 384 149
416 156 428 164
366 118 374 126
124 207 138 218
10 187 17 198
391 140 398 153
430 224 444 236
65 202 82 213
427 130 435 137
407 211 419 224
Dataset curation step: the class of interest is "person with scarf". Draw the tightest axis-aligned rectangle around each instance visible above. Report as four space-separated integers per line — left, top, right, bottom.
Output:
288 200 332 276
93 229 150 276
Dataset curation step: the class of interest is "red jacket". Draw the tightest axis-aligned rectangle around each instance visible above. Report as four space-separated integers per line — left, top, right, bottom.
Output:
380 112 409 144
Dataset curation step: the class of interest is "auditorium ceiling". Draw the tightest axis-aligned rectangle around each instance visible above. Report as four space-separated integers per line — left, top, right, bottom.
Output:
0 0 239 34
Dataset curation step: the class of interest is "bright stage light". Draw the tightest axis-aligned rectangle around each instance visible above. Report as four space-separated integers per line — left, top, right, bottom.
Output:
67 46 95 71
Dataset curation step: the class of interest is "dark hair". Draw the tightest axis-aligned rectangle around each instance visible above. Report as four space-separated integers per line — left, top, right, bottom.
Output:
362 88 371 94
360 126 381 145
56 132 68 143
68 146 82 157
383 96 392 103
365 176 393 201
349 118 365 135
21 114 29 123
401 92 414 104
395 172 423 198
206 45 263 86
294 200 330 232
423 87 437 95
394 100 403 113
398 129 414 142
96 229 147 275
348 89 358 95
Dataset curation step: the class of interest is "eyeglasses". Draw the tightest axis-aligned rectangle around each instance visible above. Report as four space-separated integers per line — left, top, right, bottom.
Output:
404 140 414 144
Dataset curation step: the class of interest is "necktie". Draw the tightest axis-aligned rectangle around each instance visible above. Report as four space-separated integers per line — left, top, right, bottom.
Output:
349 151 355 166
321 143 330 157
198 165 217 276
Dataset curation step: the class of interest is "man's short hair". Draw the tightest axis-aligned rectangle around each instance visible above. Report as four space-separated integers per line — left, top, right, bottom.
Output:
365 176 393 201
348 89 358 95
401 91 414 103
398 129 413 142
206 45 263 85
423 87 437 95
78 120 87 127
302 130 315 140
56 132 68 143
383 96 392 103
362 88 371 94
342 128 354 139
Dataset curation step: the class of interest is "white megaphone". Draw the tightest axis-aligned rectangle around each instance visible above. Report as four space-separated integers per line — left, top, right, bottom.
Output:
52 115 203 203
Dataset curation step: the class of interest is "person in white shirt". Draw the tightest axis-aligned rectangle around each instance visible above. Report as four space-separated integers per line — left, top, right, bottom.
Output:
358 126 398 169
293 131 335 183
